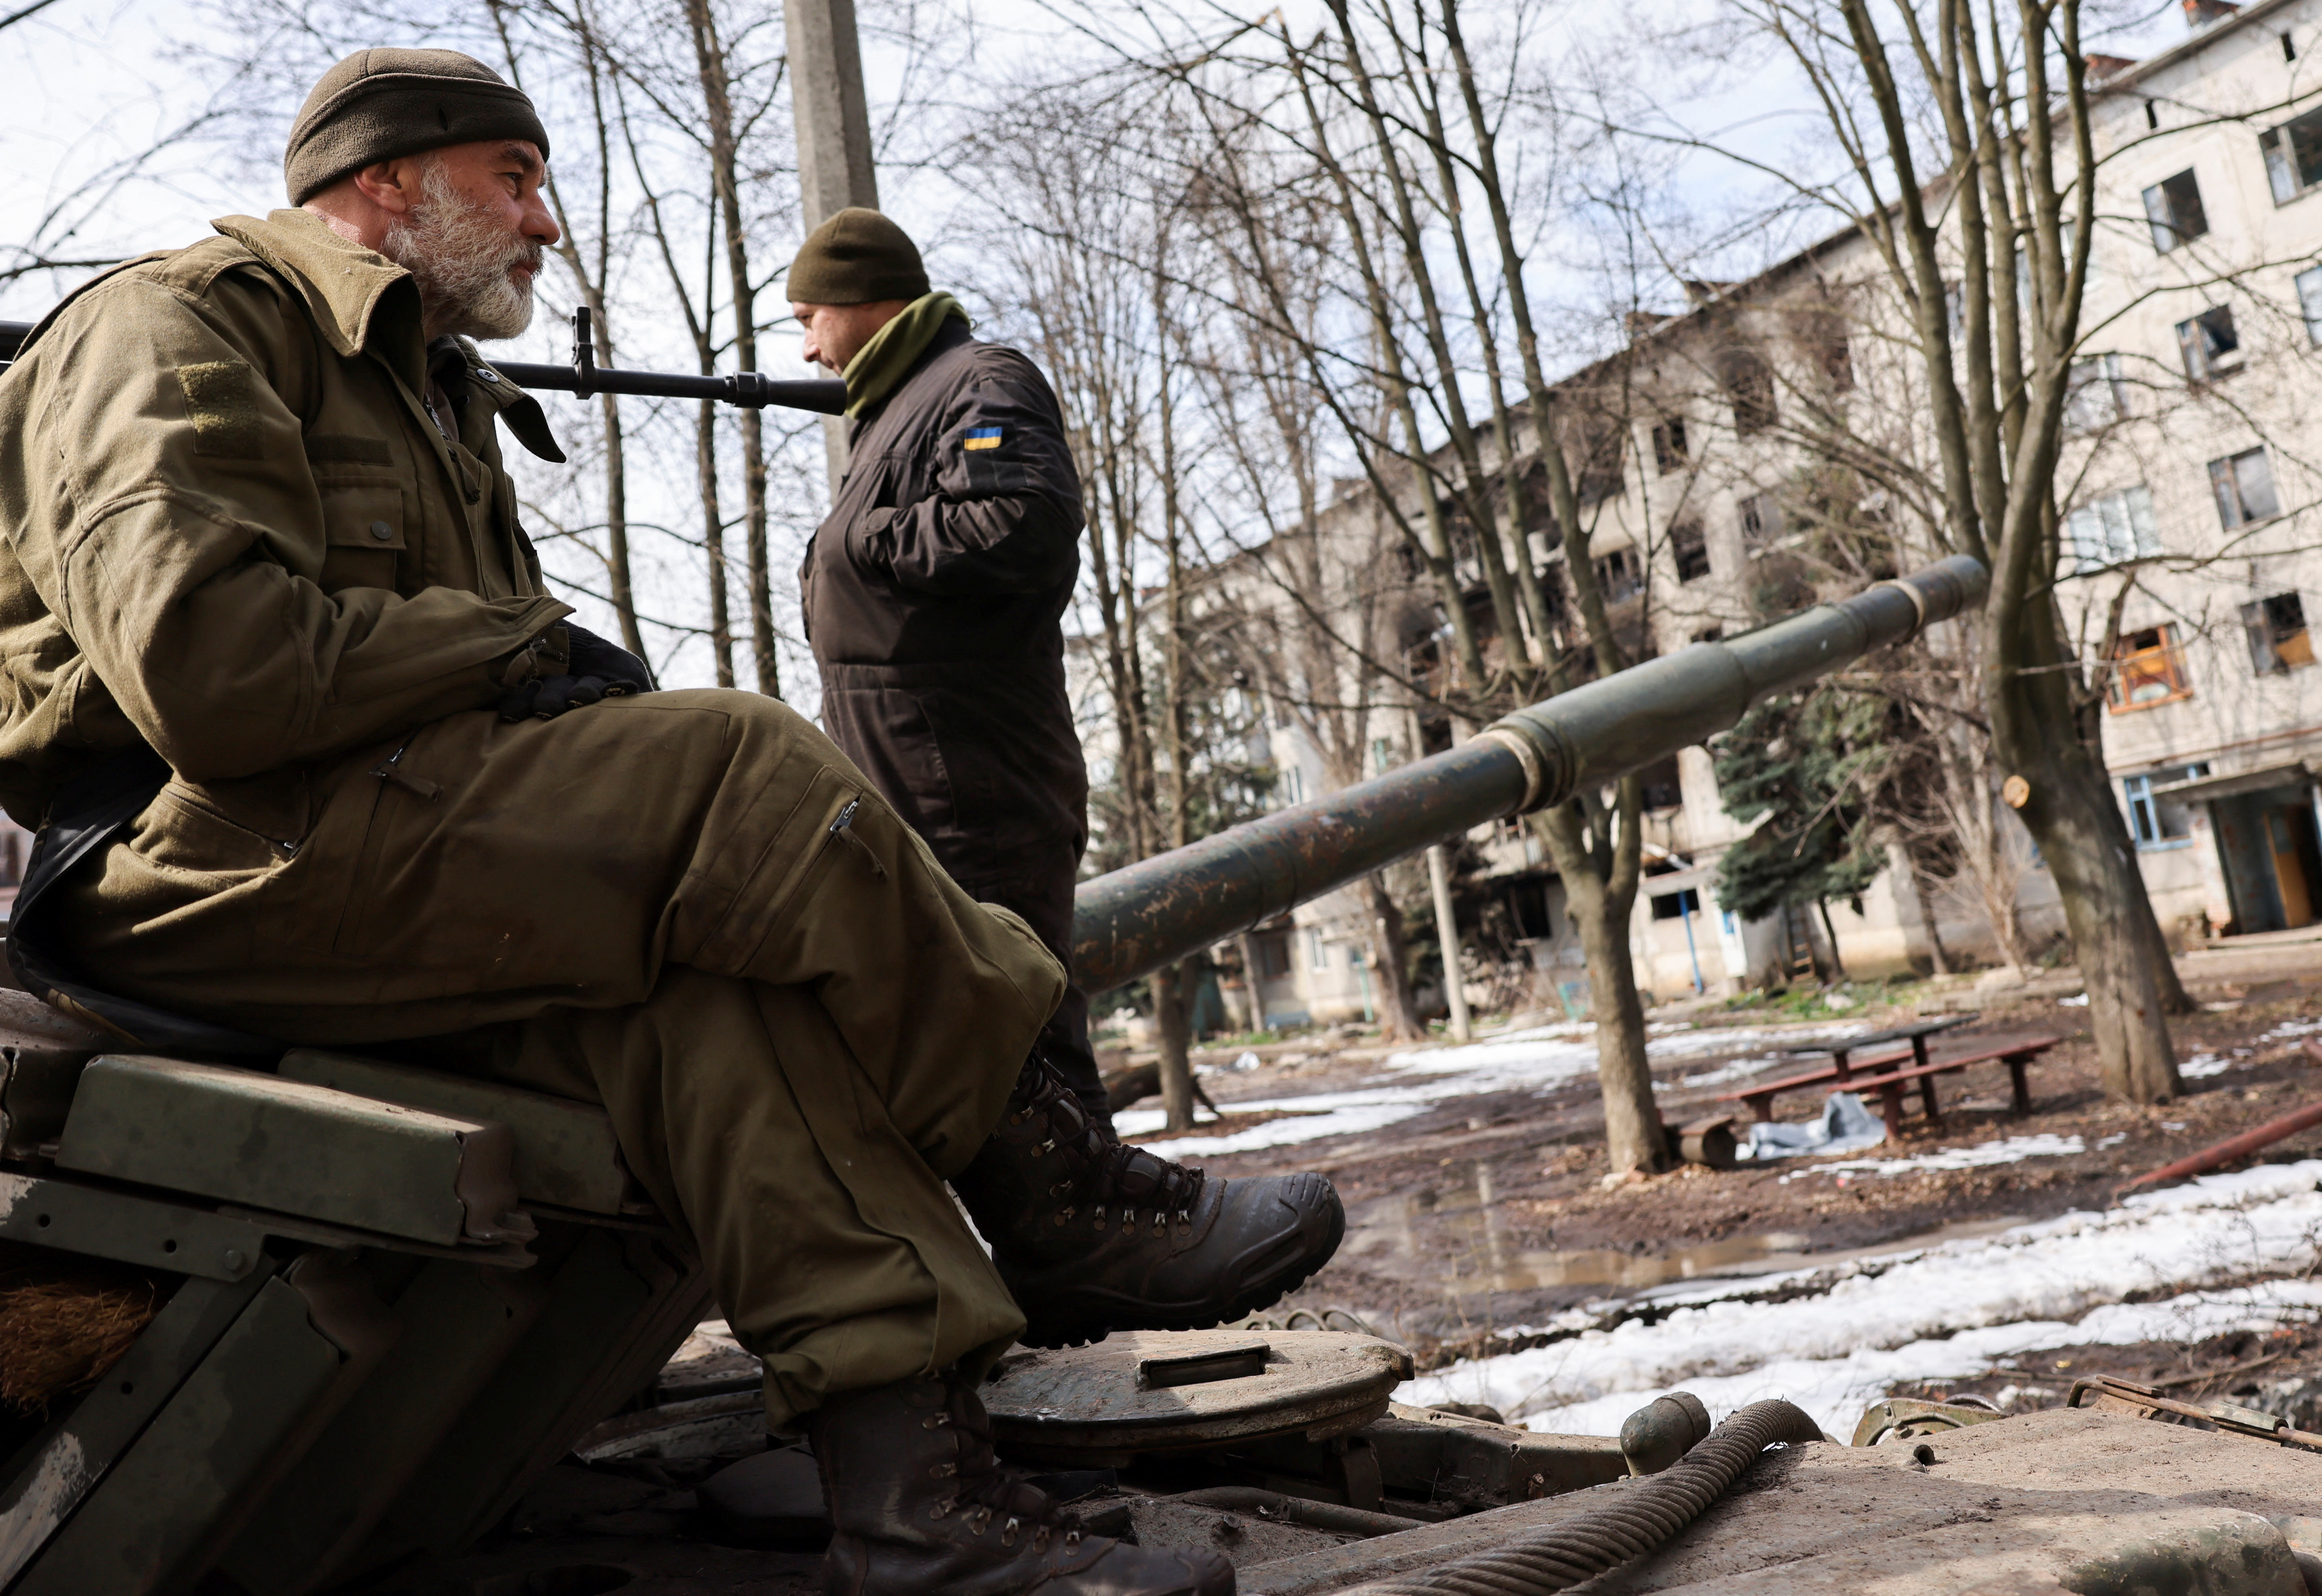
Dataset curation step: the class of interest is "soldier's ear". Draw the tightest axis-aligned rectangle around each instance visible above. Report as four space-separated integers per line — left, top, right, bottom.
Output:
350 157 426 217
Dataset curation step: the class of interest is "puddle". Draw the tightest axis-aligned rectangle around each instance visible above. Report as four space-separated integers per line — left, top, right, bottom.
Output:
1475 1234 1816 1291
1345 1161 2031 1299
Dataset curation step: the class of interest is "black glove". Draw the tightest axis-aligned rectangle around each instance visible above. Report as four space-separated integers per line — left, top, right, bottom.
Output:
566 624 655 693
498 624 656 722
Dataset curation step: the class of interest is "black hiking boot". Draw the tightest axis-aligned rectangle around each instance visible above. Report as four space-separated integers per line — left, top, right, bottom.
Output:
953 1050 1344 1349
806 1372 1236 1596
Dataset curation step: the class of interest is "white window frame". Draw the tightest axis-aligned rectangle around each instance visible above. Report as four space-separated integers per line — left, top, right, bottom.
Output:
2064 486 2160 573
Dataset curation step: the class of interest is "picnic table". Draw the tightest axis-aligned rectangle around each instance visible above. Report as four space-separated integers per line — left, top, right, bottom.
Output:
1775 1014 1981 1082
1720 1017 2062 1138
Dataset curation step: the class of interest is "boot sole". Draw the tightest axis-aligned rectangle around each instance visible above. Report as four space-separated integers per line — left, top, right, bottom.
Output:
1011 1194 1348 1350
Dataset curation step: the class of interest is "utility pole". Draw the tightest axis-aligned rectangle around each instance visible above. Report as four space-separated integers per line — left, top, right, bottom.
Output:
1427 844 1473 1042
786 0 879 489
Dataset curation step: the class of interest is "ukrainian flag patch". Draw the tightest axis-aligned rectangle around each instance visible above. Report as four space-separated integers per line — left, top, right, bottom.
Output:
963 426 1004 451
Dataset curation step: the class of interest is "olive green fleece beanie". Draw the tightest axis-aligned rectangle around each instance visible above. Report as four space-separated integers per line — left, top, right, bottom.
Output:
787 208 931 305
285 49 551 205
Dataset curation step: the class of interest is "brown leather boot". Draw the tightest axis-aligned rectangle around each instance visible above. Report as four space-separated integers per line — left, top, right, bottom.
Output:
806 1373 1234 1596
953 1051 1344 1349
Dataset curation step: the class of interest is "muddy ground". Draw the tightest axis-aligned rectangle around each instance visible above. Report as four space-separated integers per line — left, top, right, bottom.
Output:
1125 972 2322 1417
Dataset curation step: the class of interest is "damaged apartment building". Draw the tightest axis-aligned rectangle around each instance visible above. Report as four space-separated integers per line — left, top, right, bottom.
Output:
1213 0 2322 1027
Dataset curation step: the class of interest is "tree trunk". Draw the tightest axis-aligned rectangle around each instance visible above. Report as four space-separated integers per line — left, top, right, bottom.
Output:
1910 866 1953 976
1363 872 1424 1042
1151 961 1198 1132
685 0 777 698
1990 594 2182 1101
597 383 643 656
1535 803 1662 1174
695 396 734 687
1236 933 1267 1033
1563 854 1661 1174
2010 745 2184 1100
1816 899 1849 983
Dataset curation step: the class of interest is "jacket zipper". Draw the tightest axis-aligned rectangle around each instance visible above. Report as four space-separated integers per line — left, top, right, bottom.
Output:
828 797 887 880
369 741 442 801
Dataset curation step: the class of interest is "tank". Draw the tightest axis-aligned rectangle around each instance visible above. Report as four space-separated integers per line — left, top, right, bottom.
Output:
1074 554 1989 992
0 561 1991 1592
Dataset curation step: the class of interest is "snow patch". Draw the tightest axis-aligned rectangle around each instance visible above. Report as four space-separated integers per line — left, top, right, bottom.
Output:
2181 1052 2233 1079
1778 1133 2087 1182
1128 1023 1871 1157
1400 1160 2322 1438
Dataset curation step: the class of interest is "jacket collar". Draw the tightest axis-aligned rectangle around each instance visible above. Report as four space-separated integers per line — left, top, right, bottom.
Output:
210 209 423 363
848 317 975 441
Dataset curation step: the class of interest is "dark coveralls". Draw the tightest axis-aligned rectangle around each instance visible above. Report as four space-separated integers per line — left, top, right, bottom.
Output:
800 318 1103 1121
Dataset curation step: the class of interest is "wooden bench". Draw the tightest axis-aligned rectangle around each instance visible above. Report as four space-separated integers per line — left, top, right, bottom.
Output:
1722 1048 1915 1122
1833 1037 2062 1138
1722 1037 2060 1132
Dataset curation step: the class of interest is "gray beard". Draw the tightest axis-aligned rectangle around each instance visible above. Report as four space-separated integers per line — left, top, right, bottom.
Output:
381 161 542 342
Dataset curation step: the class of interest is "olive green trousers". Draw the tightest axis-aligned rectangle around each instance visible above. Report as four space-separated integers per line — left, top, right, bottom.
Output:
56 690 1062 1422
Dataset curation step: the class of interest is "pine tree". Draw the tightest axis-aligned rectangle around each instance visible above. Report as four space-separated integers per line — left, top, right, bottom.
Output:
1712 689 1895 979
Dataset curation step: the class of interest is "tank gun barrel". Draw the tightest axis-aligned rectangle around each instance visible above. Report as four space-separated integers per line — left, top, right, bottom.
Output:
0 305 849 415
1070 555 1988 995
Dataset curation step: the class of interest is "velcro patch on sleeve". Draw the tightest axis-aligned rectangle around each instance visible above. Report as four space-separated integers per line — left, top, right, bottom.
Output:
963 426 1004 451
174 360 269 460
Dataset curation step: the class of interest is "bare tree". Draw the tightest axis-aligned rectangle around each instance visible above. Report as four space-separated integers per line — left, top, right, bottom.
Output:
1607 0 2291 1098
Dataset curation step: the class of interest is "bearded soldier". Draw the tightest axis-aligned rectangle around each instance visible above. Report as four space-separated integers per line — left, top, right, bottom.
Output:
0 47 1344 1596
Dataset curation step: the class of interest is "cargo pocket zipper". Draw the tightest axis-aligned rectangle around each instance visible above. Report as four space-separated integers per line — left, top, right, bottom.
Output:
369 742 442 801
828 797 887 880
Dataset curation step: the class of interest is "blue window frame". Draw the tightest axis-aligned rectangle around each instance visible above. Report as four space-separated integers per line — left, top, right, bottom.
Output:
2121 763 2210 847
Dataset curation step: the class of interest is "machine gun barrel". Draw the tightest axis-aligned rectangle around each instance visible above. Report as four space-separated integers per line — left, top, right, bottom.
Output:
0 305 850 415
1069 555 1988 995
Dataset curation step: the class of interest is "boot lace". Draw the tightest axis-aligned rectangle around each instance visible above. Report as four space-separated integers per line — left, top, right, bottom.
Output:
932 1382 1087 1552
1010 1049 1204 1228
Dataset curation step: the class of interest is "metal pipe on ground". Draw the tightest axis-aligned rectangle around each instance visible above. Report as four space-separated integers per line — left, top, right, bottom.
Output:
1071 557 1989 996
2116 1045 2322 1198
1342 1399 1826 1596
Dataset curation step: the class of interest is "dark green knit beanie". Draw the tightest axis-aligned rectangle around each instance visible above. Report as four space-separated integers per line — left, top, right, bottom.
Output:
787 208 930 304
285 49 551 205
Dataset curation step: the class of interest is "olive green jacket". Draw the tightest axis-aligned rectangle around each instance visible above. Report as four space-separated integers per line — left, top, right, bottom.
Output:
0 208 571 833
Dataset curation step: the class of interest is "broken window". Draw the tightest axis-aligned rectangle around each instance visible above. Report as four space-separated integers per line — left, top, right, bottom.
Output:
1637 754 1684 812
2210 446 2282 528
2243 591 2315 673
2107 624 2192 712
2064 486 2160 573
1593 546 1644 605
1571 415 1627 505
1739 491 1783 551
2065 353 2129 431
2263 106 2322 203
2175 305 2242 380
1717 346 1778 435
2143 168 2210 252
1649 888 1701 920
1255 933 1291 979
1651 417 1689 474
1671 520 1711 583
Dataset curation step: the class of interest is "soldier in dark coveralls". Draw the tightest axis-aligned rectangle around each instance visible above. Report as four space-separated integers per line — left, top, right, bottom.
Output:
789 209 1342 1351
